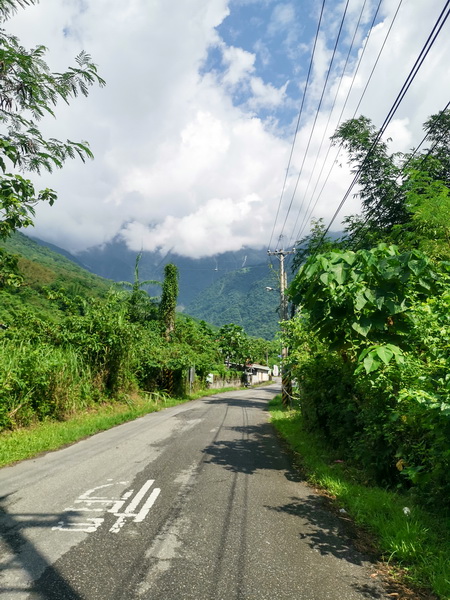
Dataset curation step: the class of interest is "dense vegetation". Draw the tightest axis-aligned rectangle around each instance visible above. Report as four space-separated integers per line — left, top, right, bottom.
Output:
0 1 278 431
0 235 278 431
286 111 450 512
187 265 280 339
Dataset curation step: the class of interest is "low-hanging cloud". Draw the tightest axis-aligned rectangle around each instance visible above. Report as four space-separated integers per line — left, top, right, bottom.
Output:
4 0 450 257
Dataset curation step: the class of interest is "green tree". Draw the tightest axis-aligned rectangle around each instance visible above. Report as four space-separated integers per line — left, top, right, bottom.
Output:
396 170 450 260
118 253 160 324
332 110 450 248
331 115 405 239
217 323 250 366
0 246 22 287
0 0 105 239
159 263 179 340
289 243 434 359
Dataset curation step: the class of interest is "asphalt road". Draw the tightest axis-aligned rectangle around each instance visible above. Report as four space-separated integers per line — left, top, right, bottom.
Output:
0 384 389 599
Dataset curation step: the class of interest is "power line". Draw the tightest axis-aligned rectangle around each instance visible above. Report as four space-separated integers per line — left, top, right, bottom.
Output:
267 0 327 252
307 1 450 261
291 0 402 246
286 0 371 247
278 0 351 243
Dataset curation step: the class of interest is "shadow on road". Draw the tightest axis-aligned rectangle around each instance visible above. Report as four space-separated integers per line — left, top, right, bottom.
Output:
203 396 269 410
201 408 384 597
266 495 374 567
0 495 84 599
202 422 303 480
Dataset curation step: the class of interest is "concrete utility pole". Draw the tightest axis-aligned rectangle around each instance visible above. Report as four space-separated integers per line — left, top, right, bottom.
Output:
268 248 295 407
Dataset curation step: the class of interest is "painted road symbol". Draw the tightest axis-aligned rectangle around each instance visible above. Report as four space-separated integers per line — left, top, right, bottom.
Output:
52 479 161 534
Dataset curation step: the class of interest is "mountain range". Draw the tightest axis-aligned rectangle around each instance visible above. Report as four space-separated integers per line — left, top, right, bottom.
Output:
15 234 284 339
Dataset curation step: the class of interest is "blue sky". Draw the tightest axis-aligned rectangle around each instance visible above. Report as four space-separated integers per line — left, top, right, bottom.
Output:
5 0 450 257
205 1 316 127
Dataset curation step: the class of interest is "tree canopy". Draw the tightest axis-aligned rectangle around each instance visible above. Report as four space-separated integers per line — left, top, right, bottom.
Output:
0 0 105 239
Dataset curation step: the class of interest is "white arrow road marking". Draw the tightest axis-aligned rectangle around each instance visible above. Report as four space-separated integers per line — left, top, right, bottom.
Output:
109 480 161 533
52 479 160 534
52 518 104 533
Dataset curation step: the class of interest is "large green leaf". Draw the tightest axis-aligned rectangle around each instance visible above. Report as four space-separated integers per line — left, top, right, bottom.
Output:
355 293 367 311
363 353 381 373
330 263 346 285
352 321 371 337
376 345 394 365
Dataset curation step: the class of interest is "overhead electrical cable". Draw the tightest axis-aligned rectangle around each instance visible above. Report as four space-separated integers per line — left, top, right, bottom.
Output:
267 0 327 252
306 1 450 262
277 0 351 245
286 0 370 247
291 0 402 247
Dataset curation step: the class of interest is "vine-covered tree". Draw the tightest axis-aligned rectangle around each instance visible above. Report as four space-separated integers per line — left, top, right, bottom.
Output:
118 253 160 324
0 0 105 239
159 263 179 340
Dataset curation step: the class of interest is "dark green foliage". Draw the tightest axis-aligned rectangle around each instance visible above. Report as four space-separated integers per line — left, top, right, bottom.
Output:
0 236 274 430
159 263 179 339
0 247 23 287
217 322 278 367
217 323 250 366
286 246 450 506
289 244 435 351
187 266 279 339
59 293 138 395
0 1 105 239
394 170 450 260
333 110 450 250
0 232 112 324
332 115 406 236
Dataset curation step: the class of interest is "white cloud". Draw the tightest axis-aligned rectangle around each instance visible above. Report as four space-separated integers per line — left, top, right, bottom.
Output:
221 45 255 85
248 77 288 109
267 3 295 35
121 194 263 258
3 0 450 257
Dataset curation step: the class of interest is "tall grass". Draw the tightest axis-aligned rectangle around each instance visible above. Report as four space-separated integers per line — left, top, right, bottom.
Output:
0 341 97 430
269 396 450 600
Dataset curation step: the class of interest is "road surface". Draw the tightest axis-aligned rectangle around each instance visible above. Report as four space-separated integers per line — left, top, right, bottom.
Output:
0 384 388 599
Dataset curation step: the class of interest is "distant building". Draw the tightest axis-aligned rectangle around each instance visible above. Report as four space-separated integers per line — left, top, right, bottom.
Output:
245 363 271 385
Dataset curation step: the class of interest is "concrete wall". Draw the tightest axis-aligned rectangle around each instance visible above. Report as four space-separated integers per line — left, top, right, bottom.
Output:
207 377 242 390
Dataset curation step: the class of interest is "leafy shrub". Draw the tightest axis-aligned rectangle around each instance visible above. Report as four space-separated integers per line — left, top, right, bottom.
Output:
0 342 94 429
286 248 450 506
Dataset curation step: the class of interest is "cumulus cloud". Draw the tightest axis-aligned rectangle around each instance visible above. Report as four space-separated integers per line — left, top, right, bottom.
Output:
3 0 450 257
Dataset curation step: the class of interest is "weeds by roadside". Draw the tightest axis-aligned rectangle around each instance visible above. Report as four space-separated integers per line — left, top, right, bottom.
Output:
268 395 450 600
0 386 242 468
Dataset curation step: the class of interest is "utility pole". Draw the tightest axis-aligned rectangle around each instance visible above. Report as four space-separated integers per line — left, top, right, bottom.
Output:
268 248 295 407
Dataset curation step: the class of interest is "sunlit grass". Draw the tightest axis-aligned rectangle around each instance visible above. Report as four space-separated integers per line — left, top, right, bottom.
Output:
269 395 450 600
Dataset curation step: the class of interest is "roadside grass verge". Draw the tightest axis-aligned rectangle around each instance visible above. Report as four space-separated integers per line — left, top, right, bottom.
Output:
0 386 239 468
268 395 450 600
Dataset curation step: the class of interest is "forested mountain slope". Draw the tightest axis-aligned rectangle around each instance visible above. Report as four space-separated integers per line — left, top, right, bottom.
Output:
33 236 282 339
1 232 112 321
186 266 280 339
